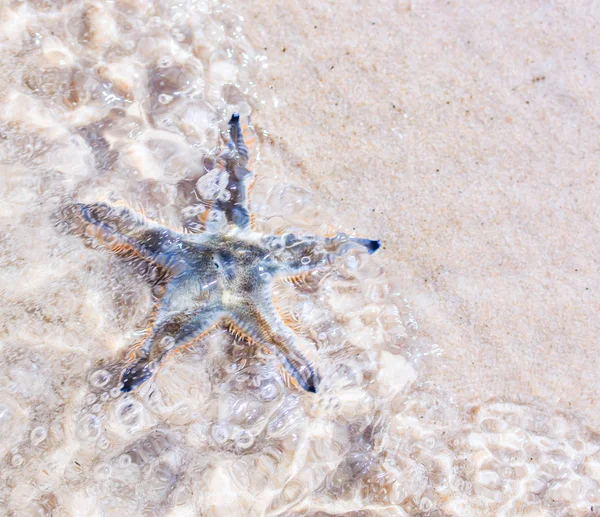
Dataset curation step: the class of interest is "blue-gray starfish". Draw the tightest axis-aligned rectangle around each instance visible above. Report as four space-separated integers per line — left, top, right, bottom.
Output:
60 115 380 394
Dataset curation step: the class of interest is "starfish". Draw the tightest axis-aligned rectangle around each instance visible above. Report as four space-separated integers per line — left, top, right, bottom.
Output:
60 115 380 394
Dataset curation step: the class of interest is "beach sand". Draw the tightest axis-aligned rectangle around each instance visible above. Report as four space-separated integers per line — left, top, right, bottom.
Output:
231 0 600 427
0 0 599 514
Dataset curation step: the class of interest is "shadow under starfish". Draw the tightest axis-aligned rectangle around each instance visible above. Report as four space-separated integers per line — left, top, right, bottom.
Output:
59 114 380 394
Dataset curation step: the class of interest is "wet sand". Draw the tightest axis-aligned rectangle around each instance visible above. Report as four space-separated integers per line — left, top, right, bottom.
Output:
0 1 599 514
232 0 600 427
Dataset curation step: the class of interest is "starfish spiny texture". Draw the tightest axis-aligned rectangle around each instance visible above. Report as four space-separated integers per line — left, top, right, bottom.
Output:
60 115 380 394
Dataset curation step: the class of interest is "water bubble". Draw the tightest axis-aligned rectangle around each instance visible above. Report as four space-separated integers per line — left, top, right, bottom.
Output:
158 94 173 105
217 190 231 202
11 454 23 467
284 234 299 248
30 426 47 445
110 387 121 398
267 404 303 438
502 466 515 479
234 429 254 450
267 238 284 251
95 463 112 479
419 496 433 511
160 336 176 351
118 454 132 468
90 369 112 389
259 380 280 402
171 27 187 43
301 256 311 265
116 401 143 427
76 414 102 441
196 169 229 200
173 484 192 506
211 422 230 444
422 436 436 449
152 462 177 492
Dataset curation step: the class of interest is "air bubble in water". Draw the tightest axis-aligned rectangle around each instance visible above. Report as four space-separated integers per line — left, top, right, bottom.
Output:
90 369 112 388
171 27 186 43
259 381 280 402
116 401 143 427
419 496 433 511
118 454 132 468
157 55 174 68
211 422 230 444
196 169 229 200
158 94 173 105
160 336 176 350
95 463 112 479
234 429 254 450
30 426 47 445
76 414 102 441
217 190 231 202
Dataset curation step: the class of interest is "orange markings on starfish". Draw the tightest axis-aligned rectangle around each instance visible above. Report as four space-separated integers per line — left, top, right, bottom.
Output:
59 115 380 394
280 271 311 287
176 324 219 353
277 363 300 390
281 315 302 333
227 320 260 348
320 224 339 238
271 293 301 332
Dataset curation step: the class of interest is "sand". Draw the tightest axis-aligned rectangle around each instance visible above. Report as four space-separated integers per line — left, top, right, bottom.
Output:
230 0 600 427
0 0 599 515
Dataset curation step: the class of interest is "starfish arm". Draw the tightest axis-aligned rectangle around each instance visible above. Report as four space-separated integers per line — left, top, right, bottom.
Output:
225 286 319 393
217 114 254 229
121 304 223 392
271 232 381 277
227 113 250 167
60 202 186 275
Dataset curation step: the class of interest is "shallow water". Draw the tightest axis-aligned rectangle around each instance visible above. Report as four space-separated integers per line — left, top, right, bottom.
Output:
0 1 599 516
